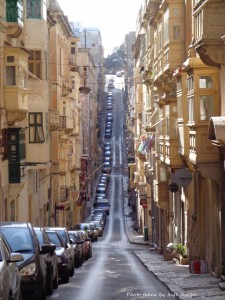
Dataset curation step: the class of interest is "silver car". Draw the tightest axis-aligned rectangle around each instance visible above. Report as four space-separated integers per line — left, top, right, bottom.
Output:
0 233 24 300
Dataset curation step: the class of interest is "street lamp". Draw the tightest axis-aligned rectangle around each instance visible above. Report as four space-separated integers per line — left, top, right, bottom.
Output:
79 66 91 94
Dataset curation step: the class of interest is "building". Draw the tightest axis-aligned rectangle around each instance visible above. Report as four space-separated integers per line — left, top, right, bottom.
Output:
0 0 101 230
130 0 225 278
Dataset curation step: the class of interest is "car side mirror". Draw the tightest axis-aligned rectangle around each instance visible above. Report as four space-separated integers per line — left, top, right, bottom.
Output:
40 244 56 254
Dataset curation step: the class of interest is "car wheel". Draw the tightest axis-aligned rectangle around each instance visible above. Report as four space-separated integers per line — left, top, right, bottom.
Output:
61 268 70 284
46 271 53 295
53 271 58 289
41 286 46 300
69 263 74 277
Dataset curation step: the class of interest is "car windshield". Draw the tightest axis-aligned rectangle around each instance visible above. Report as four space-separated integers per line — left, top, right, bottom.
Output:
0 227 34 253
97 202 109 207
55 230 66 243
80 224 90 230
69 233 78 243
46 231 62 247
34 230 44 246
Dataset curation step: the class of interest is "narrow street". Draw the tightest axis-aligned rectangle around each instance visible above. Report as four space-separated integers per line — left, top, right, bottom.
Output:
47 86 172 299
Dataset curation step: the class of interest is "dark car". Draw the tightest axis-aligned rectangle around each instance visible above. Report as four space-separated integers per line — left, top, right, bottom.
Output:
104 131 112 138
105 115 113 122
45 230 70 284
68 231 84 267
103 142 111 147
103 150 111 158
103 144 111 151
44 227 74 277
34 227 58 294
96 185 107 194
0 222 52 300
102 161 112 173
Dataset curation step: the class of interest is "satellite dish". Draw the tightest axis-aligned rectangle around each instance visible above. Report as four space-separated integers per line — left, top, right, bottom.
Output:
174 168 192 187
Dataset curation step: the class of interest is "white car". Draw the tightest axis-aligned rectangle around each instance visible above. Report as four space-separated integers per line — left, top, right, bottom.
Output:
0 233 24 300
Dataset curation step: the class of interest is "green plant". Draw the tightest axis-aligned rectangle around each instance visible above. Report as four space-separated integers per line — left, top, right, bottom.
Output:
175 243 188 258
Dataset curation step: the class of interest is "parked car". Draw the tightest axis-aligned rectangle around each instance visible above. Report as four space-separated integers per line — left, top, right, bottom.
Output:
44 227 74 277
91 208 107 227
0 222 52 300
104 157 111 163
34 227 58 294
68 231 84 267
0 232 23 300
106 105 112 110
74 223 95 243
76 230 92 260
102 161 112 173
103 144 111 151
90 220 104 237
105 115 113 122
103 150 112 158
96 199 110 215
89 223 98 242
45 230 70 284
104 131 112 138
96 186 107 194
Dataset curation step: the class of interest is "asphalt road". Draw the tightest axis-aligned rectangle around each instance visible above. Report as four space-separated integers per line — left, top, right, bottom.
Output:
47 88 171 300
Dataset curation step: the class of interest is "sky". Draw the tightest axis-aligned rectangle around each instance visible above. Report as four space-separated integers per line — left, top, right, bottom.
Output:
57 0 142 57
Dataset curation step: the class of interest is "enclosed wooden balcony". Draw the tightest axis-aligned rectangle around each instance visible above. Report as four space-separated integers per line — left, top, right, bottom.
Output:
153 180 169 210
4 87 28 124
192 0 225 66
6 0 24 38
189 129 220 165
59 116 74 133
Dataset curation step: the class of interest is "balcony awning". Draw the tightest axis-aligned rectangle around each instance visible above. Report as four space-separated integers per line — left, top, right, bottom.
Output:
208 117 225 143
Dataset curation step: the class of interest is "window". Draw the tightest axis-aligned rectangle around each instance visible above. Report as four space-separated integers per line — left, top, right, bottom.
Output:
199 76 213 89
5 66 16 86
199 95 214 121
6 0 23 25
26 0 41 19
187 76 194 92
71 47 76 55
28 50 41 79
188 97 195 122
173 24 180 40
164 21 169 45
177 95 183 119
29 113 45 143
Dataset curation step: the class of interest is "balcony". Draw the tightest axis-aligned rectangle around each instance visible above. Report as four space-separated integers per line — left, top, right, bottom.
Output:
192 0 225 66
165 140 183 168
189 129 220 165
6 0 24 38
4 86 28 124
153 180 169 210
48 109 60 131
59 157 68 173
142 0 160 22
59 116 74 133
135 103 143 116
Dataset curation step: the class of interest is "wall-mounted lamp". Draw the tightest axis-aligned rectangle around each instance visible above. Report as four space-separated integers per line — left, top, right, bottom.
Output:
79 66 91 94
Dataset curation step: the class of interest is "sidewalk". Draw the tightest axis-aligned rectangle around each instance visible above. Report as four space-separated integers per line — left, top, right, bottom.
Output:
122 177 225 300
